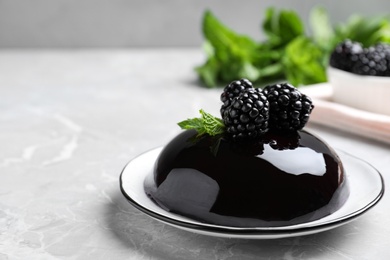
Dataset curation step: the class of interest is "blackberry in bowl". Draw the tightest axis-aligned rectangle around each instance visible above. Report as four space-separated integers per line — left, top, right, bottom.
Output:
328 40 390 115
145 79 349 227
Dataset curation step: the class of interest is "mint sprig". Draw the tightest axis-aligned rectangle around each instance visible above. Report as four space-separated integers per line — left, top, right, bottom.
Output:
178 109 225 137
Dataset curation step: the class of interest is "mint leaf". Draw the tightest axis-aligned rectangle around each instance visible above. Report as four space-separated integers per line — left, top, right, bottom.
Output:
197 10 263 86
282 36 327 86
199 109 225 136
195 41 220 88
196 8 305 88
178 117 204 129
278 9 304 43
310 6 335 51
202 10 258 61
177 110 225 137
263 8 304 48
334 14 390 47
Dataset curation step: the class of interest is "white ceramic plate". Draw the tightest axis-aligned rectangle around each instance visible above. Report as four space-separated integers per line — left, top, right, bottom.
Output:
120 147 384 239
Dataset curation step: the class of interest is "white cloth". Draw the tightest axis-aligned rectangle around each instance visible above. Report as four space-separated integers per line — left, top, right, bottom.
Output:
302 83 390 144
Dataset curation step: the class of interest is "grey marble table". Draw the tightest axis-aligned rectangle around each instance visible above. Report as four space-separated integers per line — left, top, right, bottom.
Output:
0 49 389 260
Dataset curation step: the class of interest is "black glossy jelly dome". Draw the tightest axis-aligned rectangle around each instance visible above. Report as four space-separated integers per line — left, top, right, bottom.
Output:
145 130 349 227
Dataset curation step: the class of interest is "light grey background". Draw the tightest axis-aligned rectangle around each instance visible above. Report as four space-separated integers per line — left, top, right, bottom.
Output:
0 0 389 48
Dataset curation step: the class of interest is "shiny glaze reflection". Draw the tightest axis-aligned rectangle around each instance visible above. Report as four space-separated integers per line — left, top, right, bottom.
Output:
145 130 349 227
258 145 326 176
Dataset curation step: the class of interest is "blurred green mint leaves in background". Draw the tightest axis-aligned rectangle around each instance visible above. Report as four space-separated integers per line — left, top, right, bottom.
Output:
195 7 390 88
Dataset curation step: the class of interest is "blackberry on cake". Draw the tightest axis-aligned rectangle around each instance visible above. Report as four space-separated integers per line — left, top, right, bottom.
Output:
263 83 314 132
222 88 269 140
220 78 254 117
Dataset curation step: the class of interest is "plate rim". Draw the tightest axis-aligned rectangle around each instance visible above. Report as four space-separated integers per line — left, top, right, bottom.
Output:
119 147 385 238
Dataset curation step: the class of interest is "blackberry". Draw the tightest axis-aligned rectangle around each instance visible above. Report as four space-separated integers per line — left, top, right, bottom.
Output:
330 40 390 76
329 40 363 72
222 88 269 141
374 43 390 54
376 43 390 76
351 43 390 76
263 83 314 132
220 79 254 117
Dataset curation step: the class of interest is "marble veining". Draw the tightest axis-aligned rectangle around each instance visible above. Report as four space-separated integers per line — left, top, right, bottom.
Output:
0 49 389 259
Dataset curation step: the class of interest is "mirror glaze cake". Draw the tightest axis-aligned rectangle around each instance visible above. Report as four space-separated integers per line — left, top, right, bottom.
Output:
145 79 349 227
145 129 349 227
